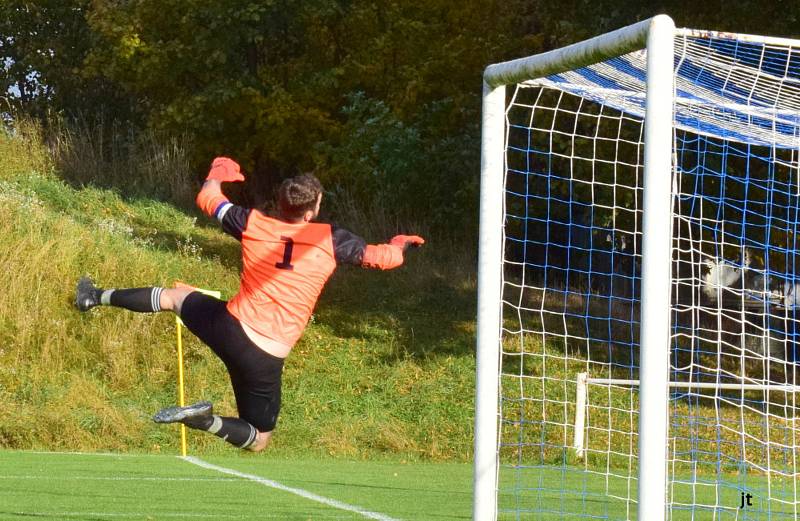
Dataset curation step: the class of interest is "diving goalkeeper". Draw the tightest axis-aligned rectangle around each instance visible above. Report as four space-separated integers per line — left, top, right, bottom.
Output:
74 157 424 452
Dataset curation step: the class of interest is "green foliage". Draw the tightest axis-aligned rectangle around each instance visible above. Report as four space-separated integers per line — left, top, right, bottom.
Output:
1 0 540 237
317 92 481 236
317 93 424 227
0 0 134 120
3 1 800 239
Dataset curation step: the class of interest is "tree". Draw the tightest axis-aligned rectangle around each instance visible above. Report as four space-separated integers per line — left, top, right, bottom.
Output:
8 0 795 237
0 0 131 120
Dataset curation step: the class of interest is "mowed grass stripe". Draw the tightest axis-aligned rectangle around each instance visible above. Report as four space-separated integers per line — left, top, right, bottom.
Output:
8 512 355 520
201 455 473 520
0 451 474 520
184 456 402 521
9 512 239 519
0 451 398 520
0 474 239 482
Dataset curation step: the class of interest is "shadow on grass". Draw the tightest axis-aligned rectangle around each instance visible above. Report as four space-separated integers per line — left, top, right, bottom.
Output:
315 258 476 363
135 220 242 271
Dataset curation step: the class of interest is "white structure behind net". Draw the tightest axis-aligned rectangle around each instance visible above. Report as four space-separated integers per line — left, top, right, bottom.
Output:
499 30 800 519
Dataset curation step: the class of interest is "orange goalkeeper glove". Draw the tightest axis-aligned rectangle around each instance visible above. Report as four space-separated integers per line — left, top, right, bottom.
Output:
362 235 425 270
206 156 244 182
389 235 425 251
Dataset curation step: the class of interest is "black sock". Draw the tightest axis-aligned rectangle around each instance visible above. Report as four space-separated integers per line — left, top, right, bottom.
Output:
104 287 165 313
184 415 258 449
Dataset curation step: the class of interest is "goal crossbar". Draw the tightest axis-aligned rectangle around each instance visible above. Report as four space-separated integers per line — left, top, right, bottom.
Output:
483 17 657 89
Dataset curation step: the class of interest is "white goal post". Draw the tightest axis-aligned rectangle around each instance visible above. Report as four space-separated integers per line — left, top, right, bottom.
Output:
475 15 675 521
475 13 800 521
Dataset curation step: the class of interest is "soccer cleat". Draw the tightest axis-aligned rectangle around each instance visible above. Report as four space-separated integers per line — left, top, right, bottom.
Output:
75 276 101 311
153 401 213 424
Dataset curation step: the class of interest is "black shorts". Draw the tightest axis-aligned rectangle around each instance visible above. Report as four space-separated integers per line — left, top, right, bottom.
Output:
179 292 284 432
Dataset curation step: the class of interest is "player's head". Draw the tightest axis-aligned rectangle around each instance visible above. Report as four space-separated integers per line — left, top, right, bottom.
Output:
277 173 323 223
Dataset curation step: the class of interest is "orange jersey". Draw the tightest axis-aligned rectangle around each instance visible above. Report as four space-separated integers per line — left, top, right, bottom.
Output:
227 214 336 346
195 181 407 348
197 182 370 347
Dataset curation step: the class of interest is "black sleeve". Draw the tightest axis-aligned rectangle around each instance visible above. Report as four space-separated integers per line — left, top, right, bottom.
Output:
331 224 367 265
215 202 251 241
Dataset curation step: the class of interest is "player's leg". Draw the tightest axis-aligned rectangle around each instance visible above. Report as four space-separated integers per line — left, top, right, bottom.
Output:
229 369 282 453
249 430 273 452
75 276 194 315
155 291 281 451
171 366 279 452
153 402 262 450
218 320 284 453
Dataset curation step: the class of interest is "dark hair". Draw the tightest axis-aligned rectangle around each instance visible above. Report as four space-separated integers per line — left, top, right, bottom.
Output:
277 173 323 221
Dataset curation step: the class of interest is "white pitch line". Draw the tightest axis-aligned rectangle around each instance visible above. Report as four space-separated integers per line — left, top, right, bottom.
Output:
182 456 403 521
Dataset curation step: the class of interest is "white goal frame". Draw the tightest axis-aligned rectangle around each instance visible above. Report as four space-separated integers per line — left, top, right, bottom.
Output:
474 14 676 521
572 373 800 460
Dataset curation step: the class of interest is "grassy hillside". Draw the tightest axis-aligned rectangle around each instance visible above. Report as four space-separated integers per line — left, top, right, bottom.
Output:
0 124 477 460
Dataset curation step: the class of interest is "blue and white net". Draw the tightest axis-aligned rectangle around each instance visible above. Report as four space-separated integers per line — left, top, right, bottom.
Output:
533 34 800 149
499 30 800 520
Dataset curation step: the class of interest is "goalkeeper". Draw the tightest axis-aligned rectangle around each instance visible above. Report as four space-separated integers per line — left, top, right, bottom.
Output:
75 157 424 452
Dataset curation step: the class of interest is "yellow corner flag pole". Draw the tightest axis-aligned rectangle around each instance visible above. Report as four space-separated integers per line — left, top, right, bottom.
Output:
174 286 221 457
175 317 188 457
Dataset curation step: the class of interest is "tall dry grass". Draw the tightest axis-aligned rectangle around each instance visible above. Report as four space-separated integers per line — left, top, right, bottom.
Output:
46 115 196 207
0 118 52 179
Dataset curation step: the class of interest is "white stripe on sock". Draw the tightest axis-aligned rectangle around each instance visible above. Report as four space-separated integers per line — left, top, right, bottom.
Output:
100 290 114 306
207 416 223 434
239 425 257 449
151 287 163 312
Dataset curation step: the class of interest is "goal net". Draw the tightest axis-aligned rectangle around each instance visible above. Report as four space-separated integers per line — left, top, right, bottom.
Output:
475 15 800 521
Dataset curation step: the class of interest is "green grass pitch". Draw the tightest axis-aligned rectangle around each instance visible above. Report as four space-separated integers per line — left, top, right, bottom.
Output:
495 465 800 520
5 450 798 520
0 450 473 520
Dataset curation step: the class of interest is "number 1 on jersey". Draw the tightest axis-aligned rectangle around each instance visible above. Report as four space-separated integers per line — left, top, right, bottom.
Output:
276 236 295 270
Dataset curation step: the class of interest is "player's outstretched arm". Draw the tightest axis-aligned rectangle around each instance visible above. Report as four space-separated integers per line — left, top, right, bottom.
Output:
196 157 244 217
195 157 251 241
361 235 425 270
